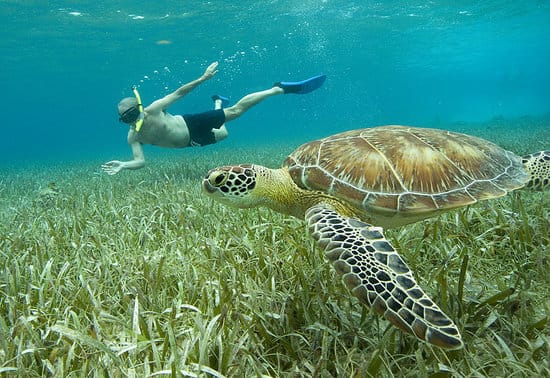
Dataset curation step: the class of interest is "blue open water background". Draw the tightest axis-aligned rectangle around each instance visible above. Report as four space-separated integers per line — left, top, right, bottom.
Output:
1 1 549 167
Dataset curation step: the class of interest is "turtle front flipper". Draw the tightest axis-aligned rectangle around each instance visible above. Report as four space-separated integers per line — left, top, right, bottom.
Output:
305 204 463 349
522 151 550 191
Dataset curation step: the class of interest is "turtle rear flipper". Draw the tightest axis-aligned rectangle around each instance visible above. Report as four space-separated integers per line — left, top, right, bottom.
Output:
305 204 463 350
522 151 550 191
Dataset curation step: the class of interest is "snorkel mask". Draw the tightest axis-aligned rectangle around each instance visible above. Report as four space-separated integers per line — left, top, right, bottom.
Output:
118 86 144 132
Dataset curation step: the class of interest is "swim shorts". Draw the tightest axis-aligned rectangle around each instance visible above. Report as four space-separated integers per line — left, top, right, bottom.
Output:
183 109 226 147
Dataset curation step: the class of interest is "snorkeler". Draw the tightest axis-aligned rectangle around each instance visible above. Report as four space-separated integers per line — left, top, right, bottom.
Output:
101 61 326 175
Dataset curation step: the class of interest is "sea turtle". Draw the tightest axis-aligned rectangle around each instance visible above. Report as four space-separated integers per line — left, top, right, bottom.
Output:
202 125 549 349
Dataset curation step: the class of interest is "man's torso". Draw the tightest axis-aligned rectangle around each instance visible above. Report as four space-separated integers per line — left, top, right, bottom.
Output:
135 112 190 148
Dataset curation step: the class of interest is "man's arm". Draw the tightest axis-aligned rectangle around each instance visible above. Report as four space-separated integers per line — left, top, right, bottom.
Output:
101 131 146 175
146 61 219 113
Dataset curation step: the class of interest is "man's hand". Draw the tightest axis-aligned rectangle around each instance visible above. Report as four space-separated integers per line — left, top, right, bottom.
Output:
101 160 124 175
202 61 218 80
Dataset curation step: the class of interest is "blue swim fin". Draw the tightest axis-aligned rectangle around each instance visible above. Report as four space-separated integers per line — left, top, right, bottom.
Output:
211 94 230 107
275 74 326 94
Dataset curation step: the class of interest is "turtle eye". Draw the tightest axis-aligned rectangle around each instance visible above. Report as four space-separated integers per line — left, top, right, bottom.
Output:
209 171 227 187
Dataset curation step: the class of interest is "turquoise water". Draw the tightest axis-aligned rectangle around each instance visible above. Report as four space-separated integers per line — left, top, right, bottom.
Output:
2 1 549 166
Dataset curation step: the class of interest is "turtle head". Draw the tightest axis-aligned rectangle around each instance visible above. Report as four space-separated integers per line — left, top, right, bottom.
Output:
202 164 263 208
203 164 309 216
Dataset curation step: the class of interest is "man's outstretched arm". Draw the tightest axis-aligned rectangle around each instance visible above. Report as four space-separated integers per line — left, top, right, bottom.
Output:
101 136 145 175
146 61 219 113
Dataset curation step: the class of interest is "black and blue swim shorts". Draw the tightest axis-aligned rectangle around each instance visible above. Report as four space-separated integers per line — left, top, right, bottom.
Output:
183 109 226 147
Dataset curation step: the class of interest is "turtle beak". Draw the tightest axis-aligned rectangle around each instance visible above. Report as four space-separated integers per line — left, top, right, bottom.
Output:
202 177 216 193
202 170 222 194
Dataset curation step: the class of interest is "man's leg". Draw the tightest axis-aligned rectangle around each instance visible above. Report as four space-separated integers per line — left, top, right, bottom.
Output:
211 95 229 142
223 86 284 122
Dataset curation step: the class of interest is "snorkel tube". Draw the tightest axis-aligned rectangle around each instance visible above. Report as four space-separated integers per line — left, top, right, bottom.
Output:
132 86 145 132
